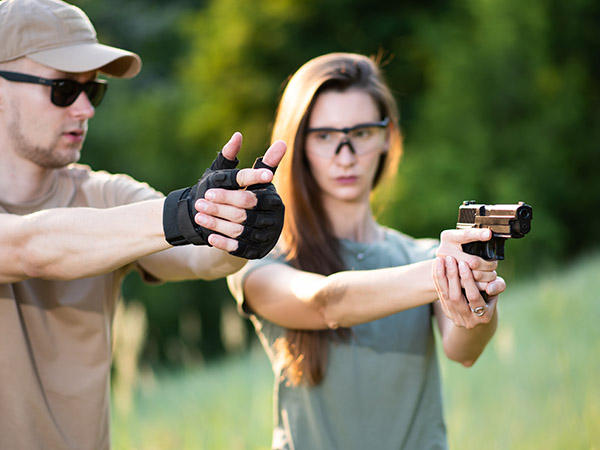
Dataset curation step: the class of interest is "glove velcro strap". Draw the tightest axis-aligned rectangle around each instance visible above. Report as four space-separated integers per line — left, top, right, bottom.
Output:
163 188 189 246
163 187 209 246
177 196 208 246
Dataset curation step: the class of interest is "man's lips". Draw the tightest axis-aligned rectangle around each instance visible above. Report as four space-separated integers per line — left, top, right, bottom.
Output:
63 129 85 142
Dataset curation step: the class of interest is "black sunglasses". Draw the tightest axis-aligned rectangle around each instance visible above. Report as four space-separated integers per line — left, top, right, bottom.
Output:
0 71 108 107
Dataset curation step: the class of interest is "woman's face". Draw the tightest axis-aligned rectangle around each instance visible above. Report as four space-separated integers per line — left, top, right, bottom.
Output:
304 88 387 206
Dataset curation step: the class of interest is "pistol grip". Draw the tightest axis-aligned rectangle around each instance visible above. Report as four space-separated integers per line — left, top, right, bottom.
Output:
462 237 506 261
461 288 489 304
461 237 501 303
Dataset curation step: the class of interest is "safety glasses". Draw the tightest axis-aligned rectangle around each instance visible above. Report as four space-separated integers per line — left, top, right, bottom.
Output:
305 117 390 157
0 71 108 107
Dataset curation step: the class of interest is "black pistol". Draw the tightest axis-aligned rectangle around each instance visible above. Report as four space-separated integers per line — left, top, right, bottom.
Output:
456 201 533 261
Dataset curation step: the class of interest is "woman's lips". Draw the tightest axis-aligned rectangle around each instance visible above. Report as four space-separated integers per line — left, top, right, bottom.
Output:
335 176 358 184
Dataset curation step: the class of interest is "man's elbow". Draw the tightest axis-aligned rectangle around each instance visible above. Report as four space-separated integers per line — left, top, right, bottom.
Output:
200 257 247 281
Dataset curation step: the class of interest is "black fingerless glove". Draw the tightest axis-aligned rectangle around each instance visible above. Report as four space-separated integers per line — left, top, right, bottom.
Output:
162 153 284 260
230 157 285 260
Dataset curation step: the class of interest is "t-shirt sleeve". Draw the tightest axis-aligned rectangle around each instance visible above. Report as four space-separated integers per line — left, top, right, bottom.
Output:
81 169 163 208
78 168 165 282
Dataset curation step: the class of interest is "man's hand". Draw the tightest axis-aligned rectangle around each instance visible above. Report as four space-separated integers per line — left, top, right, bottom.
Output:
162 132 286 259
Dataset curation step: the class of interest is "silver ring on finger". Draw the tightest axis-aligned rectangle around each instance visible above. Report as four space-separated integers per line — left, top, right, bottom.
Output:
471 306 486 316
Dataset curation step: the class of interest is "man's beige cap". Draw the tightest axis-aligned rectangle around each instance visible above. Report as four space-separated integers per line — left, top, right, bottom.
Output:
0 0 141 78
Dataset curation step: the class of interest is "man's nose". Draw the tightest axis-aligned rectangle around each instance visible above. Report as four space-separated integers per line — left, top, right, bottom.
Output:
68 91 96 120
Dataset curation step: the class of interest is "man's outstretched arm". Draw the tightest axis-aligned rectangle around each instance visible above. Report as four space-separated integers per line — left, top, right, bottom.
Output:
0 134 287 283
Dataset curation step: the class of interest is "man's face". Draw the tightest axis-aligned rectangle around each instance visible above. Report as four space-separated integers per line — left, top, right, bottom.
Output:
0 58 97 169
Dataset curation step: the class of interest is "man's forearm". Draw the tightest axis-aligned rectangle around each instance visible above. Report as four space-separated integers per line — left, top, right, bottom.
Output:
0 199 168 283
138 244 247 282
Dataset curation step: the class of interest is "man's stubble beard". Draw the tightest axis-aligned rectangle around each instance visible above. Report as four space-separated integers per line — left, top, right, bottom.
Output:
8 107 82 169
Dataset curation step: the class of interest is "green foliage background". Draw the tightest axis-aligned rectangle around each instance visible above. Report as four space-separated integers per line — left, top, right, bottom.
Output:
74 0 599 367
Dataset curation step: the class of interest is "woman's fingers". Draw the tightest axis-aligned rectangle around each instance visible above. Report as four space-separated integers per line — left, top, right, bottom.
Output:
434 256 498 328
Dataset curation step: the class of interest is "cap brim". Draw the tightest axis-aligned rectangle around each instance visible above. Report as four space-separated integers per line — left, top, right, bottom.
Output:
27 42 142 79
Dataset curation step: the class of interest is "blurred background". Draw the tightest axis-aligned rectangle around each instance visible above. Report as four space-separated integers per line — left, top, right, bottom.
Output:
73 0 598 448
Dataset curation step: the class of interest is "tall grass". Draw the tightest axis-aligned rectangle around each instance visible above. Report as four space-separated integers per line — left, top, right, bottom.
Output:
441 252 600 450
112 253 600 449
111 348 273 450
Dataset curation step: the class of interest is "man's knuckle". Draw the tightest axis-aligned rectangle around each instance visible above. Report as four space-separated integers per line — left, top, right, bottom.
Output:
245 193 258 208
235 210 247 223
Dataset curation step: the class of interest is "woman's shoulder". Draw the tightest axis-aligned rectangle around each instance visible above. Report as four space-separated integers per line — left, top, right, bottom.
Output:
226 245 290 317
380 226 439 260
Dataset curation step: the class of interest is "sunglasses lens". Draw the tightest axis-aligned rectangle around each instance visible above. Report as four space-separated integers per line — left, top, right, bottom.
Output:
85 82 107 107
51 80 81 107
51 80 107 107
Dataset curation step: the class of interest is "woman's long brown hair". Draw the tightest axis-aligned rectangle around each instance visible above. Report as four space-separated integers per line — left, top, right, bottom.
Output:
270 53 403 386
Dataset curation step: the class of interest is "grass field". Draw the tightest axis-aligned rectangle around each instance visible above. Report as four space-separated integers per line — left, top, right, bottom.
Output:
112 253 600 449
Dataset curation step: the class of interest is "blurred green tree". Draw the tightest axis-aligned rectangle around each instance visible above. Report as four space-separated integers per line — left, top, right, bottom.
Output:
177 0 447 165
394 0 600 277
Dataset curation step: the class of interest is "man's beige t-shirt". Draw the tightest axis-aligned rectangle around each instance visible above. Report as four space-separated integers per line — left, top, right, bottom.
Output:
0 164 162 450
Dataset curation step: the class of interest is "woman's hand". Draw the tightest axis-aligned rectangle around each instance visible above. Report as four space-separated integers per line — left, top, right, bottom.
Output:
433 256 505 329
436 228 502 292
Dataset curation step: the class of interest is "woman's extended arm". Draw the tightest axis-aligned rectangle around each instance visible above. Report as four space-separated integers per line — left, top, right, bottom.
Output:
242 258 438 330
241 228 503 330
